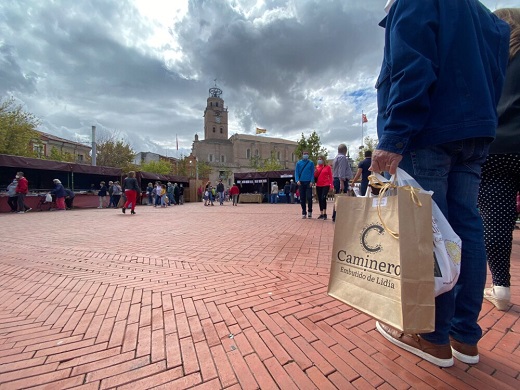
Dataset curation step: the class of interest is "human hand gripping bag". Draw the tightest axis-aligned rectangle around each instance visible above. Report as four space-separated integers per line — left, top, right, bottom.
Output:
328 176 435 333
392 168 461 297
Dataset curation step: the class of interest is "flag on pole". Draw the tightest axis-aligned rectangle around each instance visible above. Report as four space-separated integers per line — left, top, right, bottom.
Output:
362 113 368 123
176 134 179 150
256 127 267 134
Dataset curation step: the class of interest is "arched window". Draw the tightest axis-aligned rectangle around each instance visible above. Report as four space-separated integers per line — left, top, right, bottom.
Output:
216 102 219 107
213 127 216 132
291 153 295 162
221 155 225 163
255 149 259 157
220 127 223 134
277 151 281 160
246 149 251 159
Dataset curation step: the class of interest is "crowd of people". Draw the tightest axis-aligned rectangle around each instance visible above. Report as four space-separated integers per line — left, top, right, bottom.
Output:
145 181 185 208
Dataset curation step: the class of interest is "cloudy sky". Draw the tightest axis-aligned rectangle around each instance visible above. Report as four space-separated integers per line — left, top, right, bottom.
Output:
0 0 515 158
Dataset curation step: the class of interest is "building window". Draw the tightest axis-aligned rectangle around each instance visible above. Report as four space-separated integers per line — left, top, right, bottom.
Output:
291 153 295 162
213 127 216 132
210 102 212 107
220 127 223 134
246 149 251 159
255 149 259 157
221 155 225 163
77 154 84 162
216 102 219 107
277 151 281 160
208 154 214 162
33 144 44 158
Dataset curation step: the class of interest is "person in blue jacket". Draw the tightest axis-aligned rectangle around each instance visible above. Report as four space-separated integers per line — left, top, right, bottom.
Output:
50 179 67 210
370 0 510 367
294 150 315 219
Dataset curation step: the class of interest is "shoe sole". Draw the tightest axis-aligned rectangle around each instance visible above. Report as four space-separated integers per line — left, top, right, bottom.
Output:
451 347 479 364
376 322 454 368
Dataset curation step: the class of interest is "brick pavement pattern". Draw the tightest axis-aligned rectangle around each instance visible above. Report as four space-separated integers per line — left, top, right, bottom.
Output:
1 203 519 389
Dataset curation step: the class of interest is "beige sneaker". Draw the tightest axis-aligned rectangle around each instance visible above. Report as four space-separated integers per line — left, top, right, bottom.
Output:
484 285 510 311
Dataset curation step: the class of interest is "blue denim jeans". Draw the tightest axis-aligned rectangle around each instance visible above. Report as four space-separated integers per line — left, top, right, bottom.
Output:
399 138 490 345
299 181 312 215
270 194 278 204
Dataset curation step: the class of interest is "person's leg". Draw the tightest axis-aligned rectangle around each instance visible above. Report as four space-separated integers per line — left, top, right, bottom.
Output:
17 194 25 212
306 185 313 217
478 154 518 288
360 181 368 196
332 178 340 221
8 197 17 211
299 182 308 216
315 186 324 217
56 197 66 210
400 139 489 346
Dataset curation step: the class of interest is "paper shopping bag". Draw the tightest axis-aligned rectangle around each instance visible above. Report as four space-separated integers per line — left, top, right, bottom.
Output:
328 188 435 333
392 168 461 296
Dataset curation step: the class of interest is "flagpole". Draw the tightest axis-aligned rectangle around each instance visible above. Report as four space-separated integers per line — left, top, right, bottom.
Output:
361 110 364 149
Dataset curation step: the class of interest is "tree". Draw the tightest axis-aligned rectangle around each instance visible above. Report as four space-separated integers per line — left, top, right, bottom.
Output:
355 136 378 164
294 131 328 164
197 161 213 179
141 160 173 175
248 150 284 172
96 137 135 169
0 97 40 157
48 146 74 162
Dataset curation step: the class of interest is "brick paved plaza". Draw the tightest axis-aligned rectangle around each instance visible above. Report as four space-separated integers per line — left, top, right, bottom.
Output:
1 202 519 389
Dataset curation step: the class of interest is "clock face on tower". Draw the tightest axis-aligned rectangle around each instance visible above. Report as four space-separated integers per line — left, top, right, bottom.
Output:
215 116 221 124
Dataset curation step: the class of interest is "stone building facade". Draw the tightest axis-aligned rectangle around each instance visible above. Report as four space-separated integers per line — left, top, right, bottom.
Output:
191 86 298 186
31 131 91 163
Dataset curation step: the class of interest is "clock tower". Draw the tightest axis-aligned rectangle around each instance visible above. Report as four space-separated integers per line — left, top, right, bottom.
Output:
204 85 228 140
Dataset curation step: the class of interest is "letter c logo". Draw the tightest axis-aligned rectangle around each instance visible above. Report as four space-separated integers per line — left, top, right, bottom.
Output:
360 224 384 253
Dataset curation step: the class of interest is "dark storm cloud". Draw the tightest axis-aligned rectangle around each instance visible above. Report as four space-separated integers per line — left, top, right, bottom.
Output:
174 0 386 149
1 0 389 155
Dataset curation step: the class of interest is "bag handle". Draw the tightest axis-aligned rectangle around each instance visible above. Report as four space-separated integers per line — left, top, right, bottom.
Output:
368 173 423 239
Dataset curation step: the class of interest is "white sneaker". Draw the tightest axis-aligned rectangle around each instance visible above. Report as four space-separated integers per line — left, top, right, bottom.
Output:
484 285 510 311
307 212 312 218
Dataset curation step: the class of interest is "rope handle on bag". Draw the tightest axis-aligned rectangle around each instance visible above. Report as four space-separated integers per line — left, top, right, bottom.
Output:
368 174 423 239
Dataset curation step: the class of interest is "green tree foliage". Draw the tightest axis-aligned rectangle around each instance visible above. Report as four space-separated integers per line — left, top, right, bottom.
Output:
141 160 173 175
95 137 135 169
355 136 378 164
0 97 40 157
197 160 213 179
295 131 328 164
48 146 74 162
255 151 284 172
174 157 189 177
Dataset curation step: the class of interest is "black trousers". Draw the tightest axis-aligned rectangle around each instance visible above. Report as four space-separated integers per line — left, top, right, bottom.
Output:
7 196 17 211
65 197 74 209
316 186 329 212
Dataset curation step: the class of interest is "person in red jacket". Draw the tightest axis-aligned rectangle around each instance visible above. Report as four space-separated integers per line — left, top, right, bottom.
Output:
314 155 333 220
15 171 31 213
229 183 240 206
